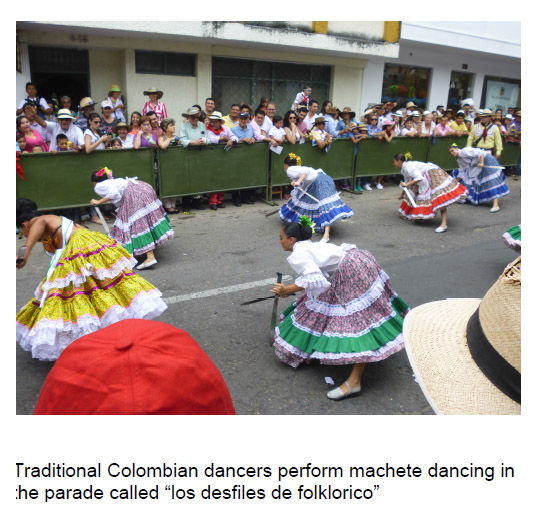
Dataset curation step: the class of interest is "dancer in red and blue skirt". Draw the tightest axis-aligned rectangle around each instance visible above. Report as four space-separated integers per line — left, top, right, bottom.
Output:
448 143 510 212
272 217 409 401
393 153 467 233
278 153 353 243
90 167 174 269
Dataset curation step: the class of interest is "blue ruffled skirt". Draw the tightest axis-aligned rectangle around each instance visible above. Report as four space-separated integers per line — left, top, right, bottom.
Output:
452 153 510 205
279 171 353 231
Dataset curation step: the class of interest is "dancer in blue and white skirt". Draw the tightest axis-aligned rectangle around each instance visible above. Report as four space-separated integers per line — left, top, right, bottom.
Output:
278 153 353 242
448 144 510 212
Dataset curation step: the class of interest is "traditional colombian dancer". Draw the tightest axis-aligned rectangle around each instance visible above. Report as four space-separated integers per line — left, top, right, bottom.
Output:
272 217 409 400
503 225 521 252
448 143 510 213
16 199 167 361
90 167 174 269
278 153 353 243
393 152 467 233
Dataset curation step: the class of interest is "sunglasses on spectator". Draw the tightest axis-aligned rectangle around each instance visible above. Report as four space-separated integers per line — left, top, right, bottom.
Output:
92 120 101 124
371 118 378 121
289 116 297 119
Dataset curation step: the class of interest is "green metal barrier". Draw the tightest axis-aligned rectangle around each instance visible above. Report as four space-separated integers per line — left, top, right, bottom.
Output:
270 138 355 188
354 137 430 177
426 136 468 170
16 149 155 210
500 142 521 166
157 143 269 198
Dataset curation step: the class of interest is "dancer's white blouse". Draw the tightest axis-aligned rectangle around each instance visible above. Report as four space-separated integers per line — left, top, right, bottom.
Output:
286 165 320 186
457 147 489 171
94 177 138 205
401 161 439 199
287 240 356 296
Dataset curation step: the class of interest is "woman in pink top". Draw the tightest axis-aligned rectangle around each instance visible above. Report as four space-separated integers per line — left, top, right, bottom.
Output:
16 115 49 152
141 88 168 120
433 114 454 137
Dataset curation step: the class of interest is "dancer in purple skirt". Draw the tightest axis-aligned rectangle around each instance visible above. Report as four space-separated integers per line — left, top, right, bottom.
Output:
272 218 409 400
90 167 174 269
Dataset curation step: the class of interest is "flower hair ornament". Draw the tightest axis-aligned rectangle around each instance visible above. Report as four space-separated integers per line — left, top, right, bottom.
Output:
299 215 316 234
95 167 113 179
288 153 302 166
404 152 413 161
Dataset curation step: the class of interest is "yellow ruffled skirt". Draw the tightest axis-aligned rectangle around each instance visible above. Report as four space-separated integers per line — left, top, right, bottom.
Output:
16 228 167 361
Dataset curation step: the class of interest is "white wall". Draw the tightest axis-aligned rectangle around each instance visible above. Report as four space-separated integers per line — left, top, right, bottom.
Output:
359 60 385 112
89 49 125 106
16 39 31 105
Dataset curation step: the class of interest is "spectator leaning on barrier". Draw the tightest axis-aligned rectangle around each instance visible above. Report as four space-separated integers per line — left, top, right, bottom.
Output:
115 122 134 148
433 113 455 137
134 115 159 149
20 103 50 143
129 111 142 136
336 107 358 139
250 109 276 144
418 112 435 137
449 110 469 136
107 84 126 122
157 118 181 214
283 110 302 145
324 106 340 137
180 106 209 148
296 107 309 138
268 115 286 144
16 82 52 118
401 117 418 137
84 113 112 153
142 88 167 120
16 114 49 152
467 109 502 158
74 97 96 132
310 116 333 150
230 113 257 207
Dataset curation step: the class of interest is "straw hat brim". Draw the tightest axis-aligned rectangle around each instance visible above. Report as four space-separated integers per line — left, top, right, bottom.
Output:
403 299 520 415
144 90 163 98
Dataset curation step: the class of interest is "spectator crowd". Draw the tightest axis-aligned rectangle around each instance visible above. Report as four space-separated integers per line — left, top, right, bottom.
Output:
16 81 521 206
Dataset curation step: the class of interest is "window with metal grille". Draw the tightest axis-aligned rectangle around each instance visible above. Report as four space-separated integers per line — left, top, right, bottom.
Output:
135 50 196 76
212 57 331 114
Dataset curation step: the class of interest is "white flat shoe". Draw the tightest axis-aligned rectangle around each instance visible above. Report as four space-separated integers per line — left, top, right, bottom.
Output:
319 237 330 243
435 226 448 233
490 206 500 213
136 259 157 270
327 382 361 401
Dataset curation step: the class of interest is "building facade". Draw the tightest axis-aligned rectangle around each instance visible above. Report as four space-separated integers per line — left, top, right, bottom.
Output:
361 21 521 112
16 21 401 120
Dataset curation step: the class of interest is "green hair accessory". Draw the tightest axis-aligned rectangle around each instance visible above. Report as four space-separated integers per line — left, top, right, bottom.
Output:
299 215 316 234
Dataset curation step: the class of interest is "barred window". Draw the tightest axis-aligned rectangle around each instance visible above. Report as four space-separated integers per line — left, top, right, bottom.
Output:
212 57 331 114
135 50 196 76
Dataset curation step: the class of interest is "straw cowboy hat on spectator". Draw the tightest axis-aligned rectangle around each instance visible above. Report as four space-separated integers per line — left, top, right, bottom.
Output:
340 107 356 119
208 111 224 121
403 257 521 415
109 84 121 93
182 106 201 118
56 109 75 120
144 87 163 99
34 319 236 415
79 97 96 109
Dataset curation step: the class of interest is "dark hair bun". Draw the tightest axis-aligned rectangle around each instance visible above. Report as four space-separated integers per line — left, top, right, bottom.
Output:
283 222 313 241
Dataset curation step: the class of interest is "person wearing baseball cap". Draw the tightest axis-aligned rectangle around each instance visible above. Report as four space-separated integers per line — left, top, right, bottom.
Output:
34 320 236 415
107 84 126 122
100 99 119 136
404 257 520 414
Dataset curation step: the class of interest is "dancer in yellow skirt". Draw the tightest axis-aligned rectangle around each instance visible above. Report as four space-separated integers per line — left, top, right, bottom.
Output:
16 199 167 361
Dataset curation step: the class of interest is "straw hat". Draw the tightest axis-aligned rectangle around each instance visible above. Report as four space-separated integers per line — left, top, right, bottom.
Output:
406 101 416 108
313 116 326 126
208 111 223 121
144 87 163 99
109 84 121 93
182 106 201 118
340 107 356 119
56 108 75 119
79 97 96 109
34 320 236 415
403 258 521 415
326 105 339 115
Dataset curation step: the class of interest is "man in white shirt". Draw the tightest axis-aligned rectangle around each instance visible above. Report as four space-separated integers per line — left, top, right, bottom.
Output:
249 109 279 145
302 100 319 133
32 108 85 151
262 102 277 132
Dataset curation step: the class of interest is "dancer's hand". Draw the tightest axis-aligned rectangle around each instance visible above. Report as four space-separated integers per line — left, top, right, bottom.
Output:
272 283 289 298
291 181 301 187
16 258 26 269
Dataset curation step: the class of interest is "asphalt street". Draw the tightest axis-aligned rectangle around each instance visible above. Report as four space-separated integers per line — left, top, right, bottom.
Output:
16 178 521 415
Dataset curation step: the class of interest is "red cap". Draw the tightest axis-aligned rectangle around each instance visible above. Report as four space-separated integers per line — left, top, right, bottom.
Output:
34 320 235 415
